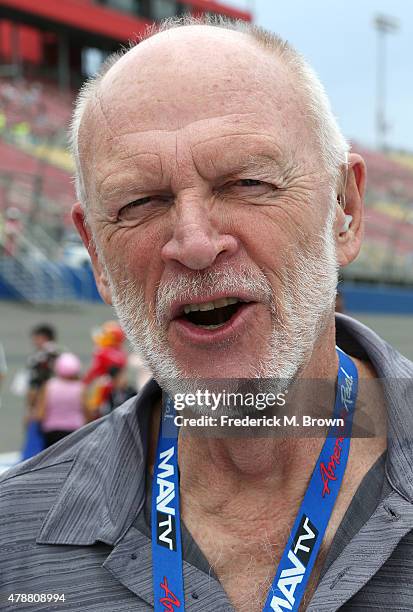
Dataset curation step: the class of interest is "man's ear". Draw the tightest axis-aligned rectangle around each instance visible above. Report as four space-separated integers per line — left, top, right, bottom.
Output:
335 153 366 267
71 202 113 305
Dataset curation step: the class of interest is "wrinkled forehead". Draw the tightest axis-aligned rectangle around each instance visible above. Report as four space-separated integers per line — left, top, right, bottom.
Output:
78 27 319 198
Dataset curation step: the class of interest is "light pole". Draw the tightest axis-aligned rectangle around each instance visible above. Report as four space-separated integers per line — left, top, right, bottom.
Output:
374 14 399 151
247 0 255 21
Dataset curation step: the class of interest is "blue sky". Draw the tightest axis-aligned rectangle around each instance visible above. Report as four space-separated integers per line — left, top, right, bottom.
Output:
224 0 412 152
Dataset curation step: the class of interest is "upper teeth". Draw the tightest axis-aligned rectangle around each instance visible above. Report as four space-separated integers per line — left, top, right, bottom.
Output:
183 297 243 314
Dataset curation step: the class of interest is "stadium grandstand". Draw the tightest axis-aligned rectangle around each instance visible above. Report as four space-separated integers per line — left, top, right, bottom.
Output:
347 144 413 286
0 0 412 310
0 0 251 303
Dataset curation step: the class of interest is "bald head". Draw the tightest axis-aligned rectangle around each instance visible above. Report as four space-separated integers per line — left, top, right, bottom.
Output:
71 17 348 211
83 26 289 142
95 26 289 132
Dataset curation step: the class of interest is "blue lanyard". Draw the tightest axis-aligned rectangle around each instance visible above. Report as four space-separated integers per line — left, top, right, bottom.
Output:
151 347 358 611
151 397 185 611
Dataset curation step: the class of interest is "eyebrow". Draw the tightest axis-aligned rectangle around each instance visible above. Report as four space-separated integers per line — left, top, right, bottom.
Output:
216 153 296 183
97 153 164 201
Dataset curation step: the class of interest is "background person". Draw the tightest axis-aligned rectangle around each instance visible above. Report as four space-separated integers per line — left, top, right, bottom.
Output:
26 323 59 419
83 320 128 385
2 207 23 257
36 352 86 448
21 324 59 459
83 320 128 420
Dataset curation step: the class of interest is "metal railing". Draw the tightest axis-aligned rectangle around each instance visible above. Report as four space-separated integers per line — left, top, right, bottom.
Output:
0 256 74 304
0 232 77 305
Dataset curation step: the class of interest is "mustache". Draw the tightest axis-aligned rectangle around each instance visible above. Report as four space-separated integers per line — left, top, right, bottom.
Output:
155 265 274 325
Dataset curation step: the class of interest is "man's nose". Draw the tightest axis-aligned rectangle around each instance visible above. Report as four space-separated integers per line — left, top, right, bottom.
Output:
161 202 238 271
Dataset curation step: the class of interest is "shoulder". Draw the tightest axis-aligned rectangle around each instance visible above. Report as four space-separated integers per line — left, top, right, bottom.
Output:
0 415 100 508
0 390 153 602
337 313 413 491
0 393 145 526
0 380 159 537
0 400 142 607
336 313 413 376
0 422 95 563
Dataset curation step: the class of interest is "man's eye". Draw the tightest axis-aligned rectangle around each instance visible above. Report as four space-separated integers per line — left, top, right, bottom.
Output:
233 179 264 187
223 179 277 193
124 196 160 208
118 195 171 221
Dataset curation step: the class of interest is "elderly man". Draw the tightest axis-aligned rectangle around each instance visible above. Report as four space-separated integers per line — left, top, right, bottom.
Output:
1 17 412 612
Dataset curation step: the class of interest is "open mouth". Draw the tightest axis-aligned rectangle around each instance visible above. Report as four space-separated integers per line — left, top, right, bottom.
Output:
177 297 249 330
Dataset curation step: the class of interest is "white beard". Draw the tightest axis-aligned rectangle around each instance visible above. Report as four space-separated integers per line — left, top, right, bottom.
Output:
100 203 338 400
254 203 338 381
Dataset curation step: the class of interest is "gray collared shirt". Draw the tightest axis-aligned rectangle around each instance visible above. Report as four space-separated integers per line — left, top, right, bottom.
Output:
1 314 413 611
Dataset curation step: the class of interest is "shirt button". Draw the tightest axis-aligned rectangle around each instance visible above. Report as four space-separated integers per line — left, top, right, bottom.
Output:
131 553 137 560
192 592 199 600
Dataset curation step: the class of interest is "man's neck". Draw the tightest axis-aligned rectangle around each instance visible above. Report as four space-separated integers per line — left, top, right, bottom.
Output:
149 322 385 519
178 324 339 521
179 436 325 535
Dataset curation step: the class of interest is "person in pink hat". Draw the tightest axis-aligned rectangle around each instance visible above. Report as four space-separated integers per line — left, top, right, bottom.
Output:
35 352 87 448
